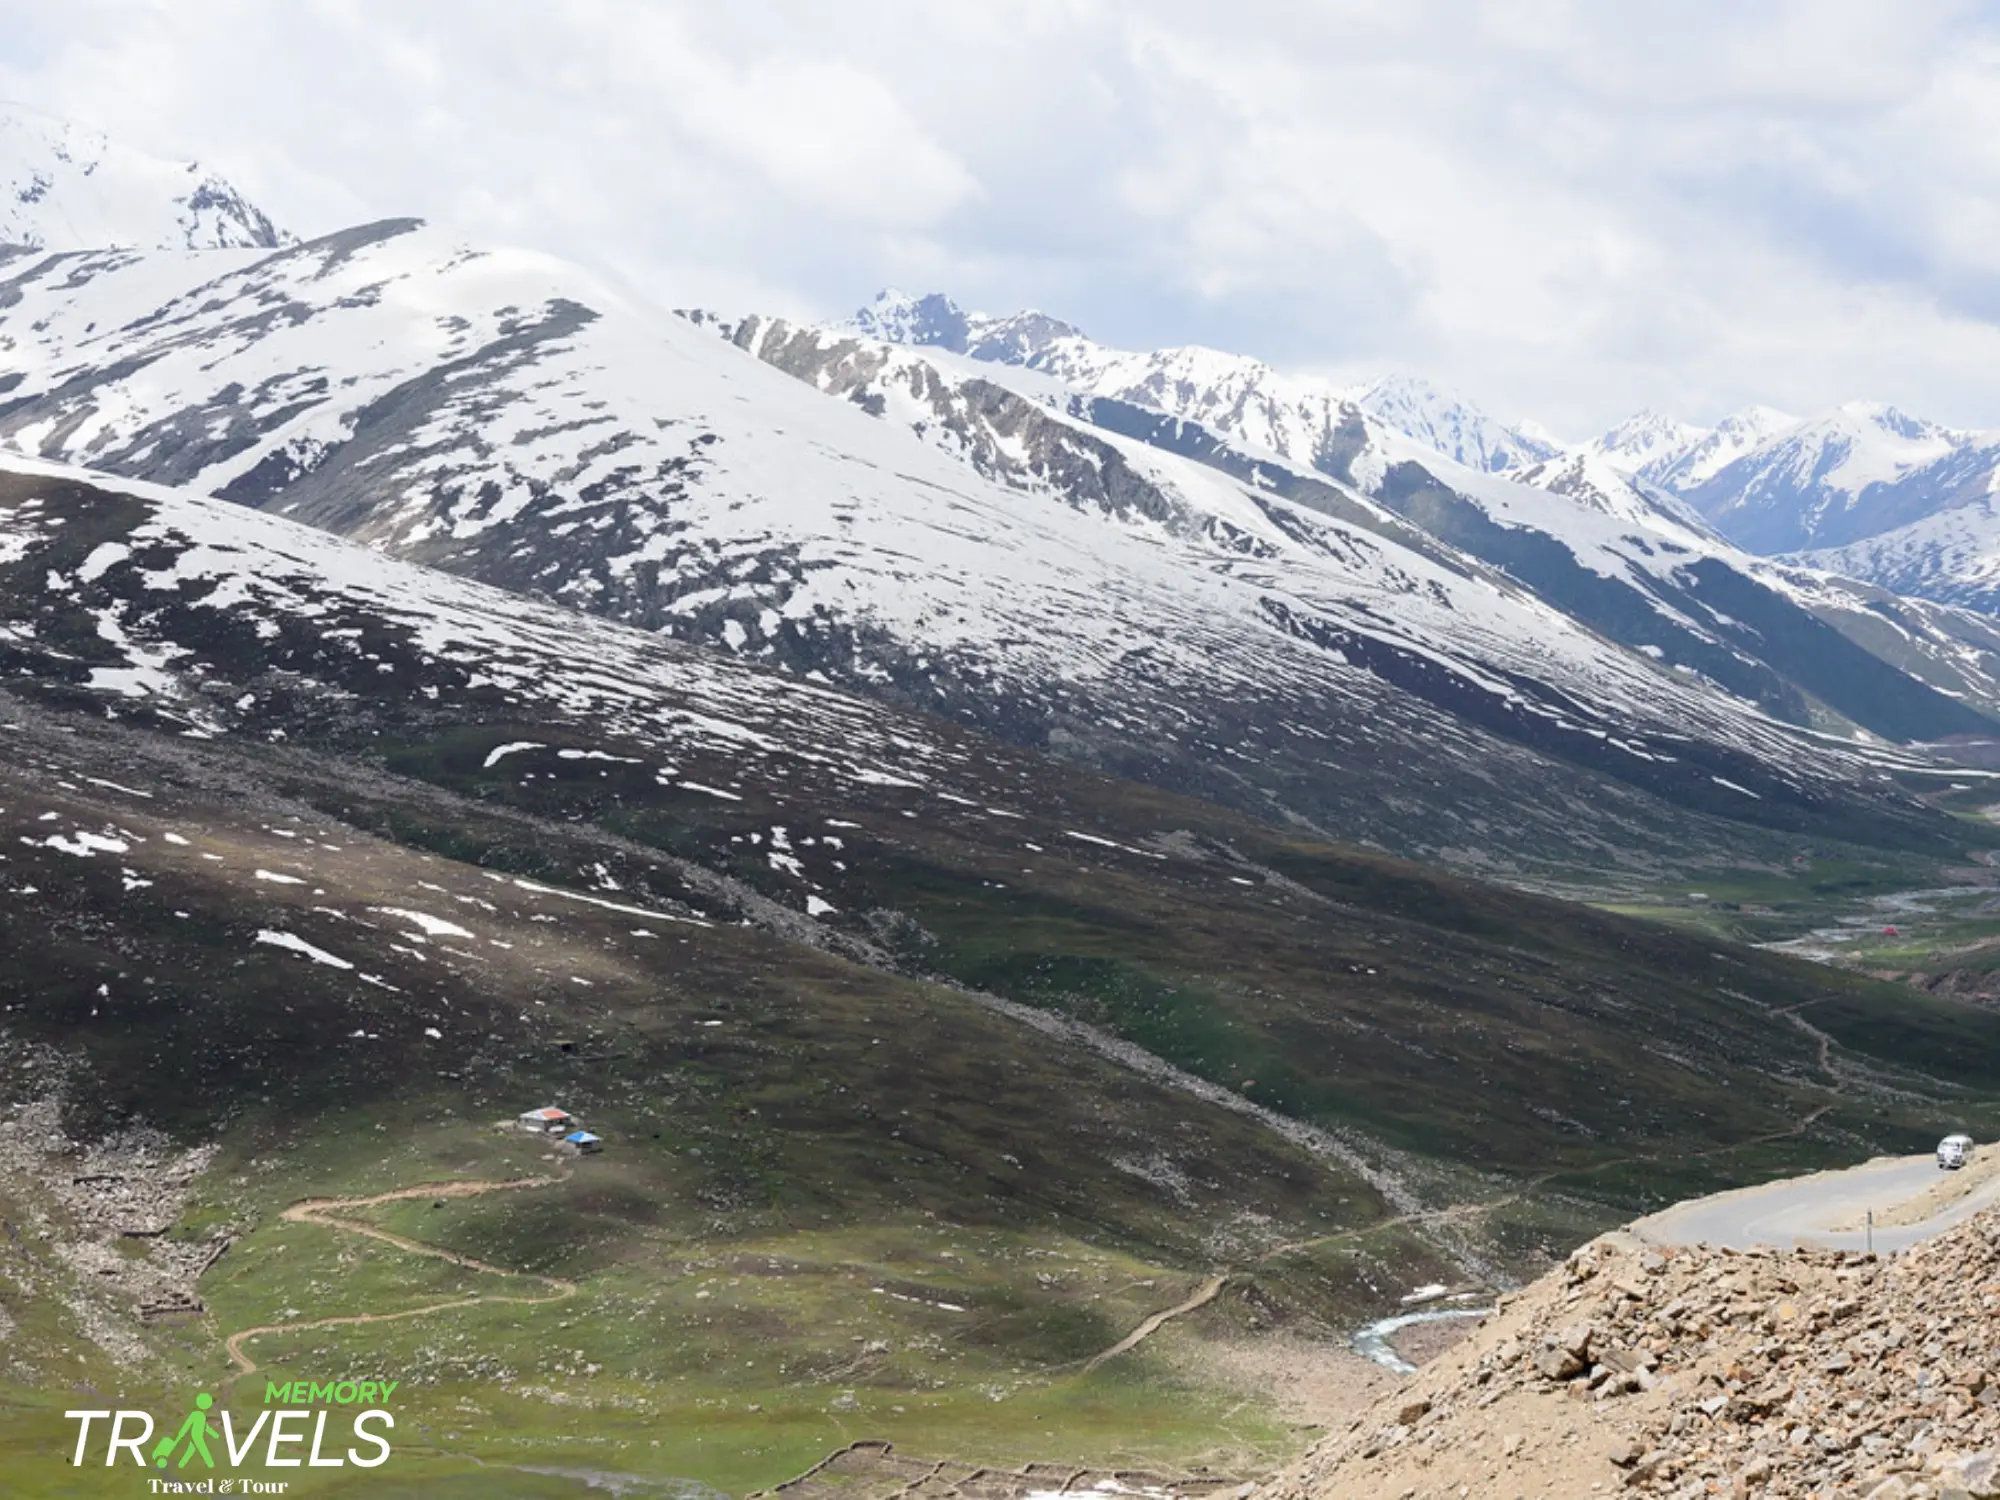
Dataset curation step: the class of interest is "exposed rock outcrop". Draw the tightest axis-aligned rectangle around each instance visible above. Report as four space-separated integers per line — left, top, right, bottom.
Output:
1264 1213 2000 1499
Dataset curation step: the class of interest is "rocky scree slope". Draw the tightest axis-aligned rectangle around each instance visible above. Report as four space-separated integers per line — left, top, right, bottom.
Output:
1264 1214 2000 1499
0 227 1983 888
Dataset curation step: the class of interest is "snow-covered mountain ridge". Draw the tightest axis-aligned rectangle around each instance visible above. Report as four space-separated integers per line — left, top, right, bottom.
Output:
0 106 288 252
1675 404 1982 550
1606 403 2000 613
1585 407 1805 495
1570 399 2000 612
3 99 1992 621
849 289 1563 476
849 289 2000 635
0 450 991 799
1794 496 2000 616
800 300 2000 737
0 221 1982 883
4 97 1994 628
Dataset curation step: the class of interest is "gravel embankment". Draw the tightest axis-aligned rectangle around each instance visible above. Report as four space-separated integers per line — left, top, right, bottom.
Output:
1261 1209 2000 1498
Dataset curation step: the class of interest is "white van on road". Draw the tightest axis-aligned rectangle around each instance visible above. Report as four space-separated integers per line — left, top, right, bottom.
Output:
1938 1133 1974 1170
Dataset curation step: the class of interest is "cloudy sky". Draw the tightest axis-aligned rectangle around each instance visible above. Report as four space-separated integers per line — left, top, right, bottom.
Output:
4 0 1999 436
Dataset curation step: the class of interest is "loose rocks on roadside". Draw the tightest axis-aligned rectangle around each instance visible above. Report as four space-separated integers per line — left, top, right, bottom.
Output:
1258 1210 2000 1500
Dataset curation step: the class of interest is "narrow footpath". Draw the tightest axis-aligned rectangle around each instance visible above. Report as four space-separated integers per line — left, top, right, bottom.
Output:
223 1174 575 1378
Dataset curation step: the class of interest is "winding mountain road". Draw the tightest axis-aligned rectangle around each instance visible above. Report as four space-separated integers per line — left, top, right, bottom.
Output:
1633 1152 2000 1254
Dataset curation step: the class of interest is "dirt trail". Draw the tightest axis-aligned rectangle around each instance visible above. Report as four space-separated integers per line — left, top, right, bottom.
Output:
223 1173 574 1378
1082 1274 1226 1371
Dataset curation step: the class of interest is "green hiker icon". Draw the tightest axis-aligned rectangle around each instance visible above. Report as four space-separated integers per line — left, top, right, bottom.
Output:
152 1391 216 1470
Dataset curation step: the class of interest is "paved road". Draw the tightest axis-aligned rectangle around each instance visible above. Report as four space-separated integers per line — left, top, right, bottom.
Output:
1633 1154 2000 1254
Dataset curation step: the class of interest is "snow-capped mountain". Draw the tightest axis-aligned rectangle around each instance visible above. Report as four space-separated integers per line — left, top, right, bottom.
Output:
1584 407 1801 495
1681 403 1980 554
1585 410 1711 481
1654 407 1801 493
798 301 2000 740
0 106 288 252
0 222 1978 882
1792 485 2000 615
1577 399 2000 617
842 291 2000 639
1342 370 1562 475
847 290 1560 475
850 289 1087 368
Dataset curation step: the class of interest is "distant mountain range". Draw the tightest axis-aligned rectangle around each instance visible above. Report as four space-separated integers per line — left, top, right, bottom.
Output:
1586 406 1802 496
1587 401 2000 613
3 112 2000 896
852 289 1565 476
849 288 2000 617
820 290 2000 729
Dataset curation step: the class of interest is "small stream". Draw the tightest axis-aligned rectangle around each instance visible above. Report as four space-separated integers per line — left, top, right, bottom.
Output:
1759 886 1979 962
1350 1306 1494 1374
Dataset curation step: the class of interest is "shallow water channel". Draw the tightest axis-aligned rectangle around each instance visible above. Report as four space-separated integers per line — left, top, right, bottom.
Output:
1350 1306 1494 1374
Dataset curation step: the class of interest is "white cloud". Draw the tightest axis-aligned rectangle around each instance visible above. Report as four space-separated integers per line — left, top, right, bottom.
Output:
3 0 1999 436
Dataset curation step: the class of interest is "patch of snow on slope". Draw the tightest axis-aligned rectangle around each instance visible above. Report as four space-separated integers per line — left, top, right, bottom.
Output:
254 930 353 969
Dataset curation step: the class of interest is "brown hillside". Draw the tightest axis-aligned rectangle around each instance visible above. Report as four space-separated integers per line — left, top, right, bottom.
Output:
1261 1214 2000 1499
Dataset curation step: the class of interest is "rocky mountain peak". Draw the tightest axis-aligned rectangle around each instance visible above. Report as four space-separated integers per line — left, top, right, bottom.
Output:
850 288 974 350
848 288 1085 364
963 307 1085 364
1589 409 1712 471
0 105 290 252
1353 370 1562 473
